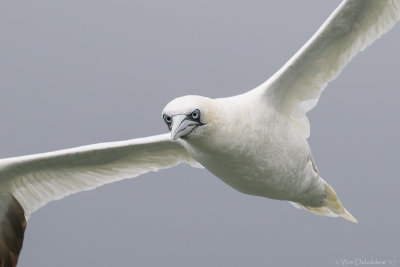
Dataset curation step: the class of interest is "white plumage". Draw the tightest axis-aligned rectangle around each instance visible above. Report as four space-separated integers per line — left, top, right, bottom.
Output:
0 1 399 266
1 134 200 217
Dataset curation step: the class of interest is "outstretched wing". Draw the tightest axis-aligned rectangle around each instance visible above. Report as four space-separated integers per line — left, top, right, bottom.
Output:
0 133 199 266
0 134 198 216
257 0 400 138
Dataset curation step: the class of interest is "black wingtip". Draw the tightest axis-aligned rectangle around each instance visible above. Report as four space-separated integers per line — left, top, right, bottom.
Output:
0 193 26 267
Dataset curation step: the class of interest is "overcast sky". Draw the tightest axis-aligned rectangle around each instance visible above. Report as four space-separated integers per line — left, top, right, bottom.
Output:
1 1 399 266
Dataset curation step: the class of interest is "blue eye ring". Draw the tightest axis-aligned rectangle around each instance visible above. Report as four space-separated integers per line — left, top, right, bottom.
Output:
191 109 200 120
163 114 172 124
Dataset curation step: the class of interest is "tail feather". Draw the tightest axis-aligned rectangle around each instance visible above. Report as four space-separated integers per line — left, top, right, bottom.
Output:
341 208 358 223
291 179 358 223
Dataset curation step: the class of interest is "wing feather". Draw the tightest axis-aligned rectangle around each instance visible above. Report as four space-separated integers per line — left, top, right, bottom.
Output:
256 0 400 137
0 134 199 217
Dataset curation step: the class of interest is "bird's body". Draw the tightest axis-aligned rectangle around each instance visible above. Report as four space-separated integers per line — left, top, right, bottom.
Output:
178 93 322 205
1 0 400 266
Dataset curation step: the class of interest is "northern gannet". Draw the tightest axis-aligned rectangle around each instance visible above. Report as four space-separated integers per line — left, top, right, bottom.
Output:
1 1 399 266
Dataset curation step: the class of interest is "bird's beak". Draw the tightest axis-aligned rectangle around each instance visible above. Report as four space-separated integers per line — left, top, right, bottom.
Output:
170 115 199 140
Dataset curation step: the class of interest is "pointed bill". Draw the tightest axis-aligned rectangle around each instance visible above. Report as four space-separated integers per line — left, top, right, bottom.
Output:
170 115 199 140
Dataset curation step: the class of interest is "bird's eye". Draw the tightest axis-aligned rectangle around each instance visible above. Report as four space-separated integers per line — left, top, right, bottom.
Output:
163 114 172 124
191 109 200 120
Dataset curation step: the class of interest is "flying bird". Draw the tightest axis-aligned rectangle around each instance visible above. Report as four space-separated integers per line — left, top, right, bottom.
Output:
1 0 400 266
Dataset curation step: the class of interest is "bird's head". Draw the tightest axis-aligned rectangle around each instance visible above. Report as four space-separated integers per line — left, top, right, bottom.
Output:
162 95 217 141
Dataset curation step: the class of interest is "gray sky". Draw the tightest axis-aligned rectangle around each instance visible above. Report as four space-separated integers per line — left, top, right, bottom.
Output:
1 1 399 266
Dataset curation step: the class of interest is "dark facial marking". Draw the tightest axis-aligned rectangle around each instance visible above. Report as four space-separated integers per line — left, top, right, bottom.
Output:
163 114 172 130
189 109 202 124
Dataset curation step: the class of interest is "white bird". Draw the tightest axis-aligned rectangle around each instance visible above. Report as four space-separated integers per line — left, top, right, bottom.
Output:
1 0 399 266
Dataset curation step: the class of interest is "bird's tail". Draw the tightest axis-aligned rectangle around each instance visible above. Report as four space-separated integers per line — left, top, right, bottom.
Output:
291 179 358 223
